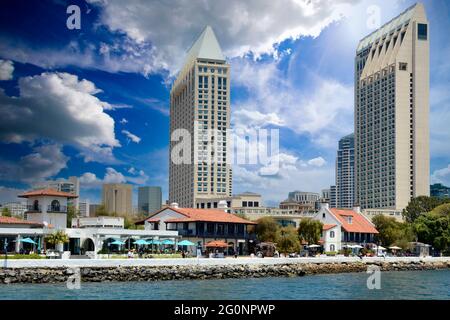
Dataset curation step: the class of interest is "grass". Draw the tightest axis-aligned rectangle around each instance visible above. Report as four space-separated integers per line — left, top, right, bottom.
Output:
0 254 45 259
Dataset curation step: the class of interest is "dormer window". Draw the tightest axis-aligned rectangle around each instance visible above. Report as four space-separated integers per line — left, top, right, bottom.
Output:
348 216 353 224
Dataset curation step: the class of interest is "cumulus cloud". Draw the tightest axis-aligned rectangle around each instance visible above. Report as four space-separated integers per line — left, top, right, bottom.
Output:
0 59 14 80
85 0 354 75
232 59 353 147
307 157 326 167
121 130 141 144
0 72 120 163
80 167 148 188
431 164 450 186
0 144 69 183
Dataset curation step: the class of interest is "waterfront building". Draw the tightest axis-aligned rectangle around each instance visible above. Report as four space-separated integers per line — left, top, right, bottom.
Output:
19 188 78 229
79 200 90 217
355 3 430 210
138 203 256 255
313 203 378 252
0 201 28 218
35 176 80 210
430 183 450 199
195 192 261 210
0 216 45 253
169 25 232 208
71 216 124 229
102 183 133 215
334 133 355 208
138 186 162 214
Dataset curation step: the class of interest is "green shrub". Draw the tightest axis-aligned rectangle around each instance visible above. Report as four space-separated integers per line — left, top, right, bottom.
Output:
0 254 45 259
324 251 337 256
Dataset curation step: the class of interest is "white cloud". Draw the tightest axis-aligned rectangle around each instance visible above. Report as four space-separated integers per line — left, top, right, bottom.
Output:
307 156 326 167
80 167 148 188
431 164 450 186
0 59 14 80
122 130 141 144
232 59 353 147
87 0 354 75
0 72 120 163
0 144 69 183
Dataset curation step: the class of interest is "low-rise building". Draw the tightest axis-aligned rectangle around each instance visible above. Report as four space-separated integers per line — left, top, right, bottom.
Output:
195 192 262 210
138 203 256 255
362 208 404 222
313 203 379 252
1 201 28 218
71 216 124 229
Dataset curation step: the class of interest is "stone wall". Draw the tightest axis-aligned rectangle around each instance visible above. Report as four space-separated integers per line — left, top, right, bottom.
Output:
1 260 449 284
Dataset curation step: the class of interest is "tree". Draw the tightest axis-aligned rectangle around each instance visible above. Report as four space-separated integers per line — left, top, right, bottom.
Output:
255 216 279 242
45 230 69 248
66 205 77 227
298 218 323 245
1 207 11 217
95 204 109 216
403 196 449 223
372 215 414 248
413 211 450 254
278 226 300 254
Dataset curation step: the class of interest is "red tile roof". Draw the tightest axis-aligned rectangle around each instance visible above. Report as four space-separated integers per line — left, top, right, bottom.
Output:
323 224 337 231
330 208 378 234
0 216 44 226
146 207 256 225
146 217 160 223
19 188 78 198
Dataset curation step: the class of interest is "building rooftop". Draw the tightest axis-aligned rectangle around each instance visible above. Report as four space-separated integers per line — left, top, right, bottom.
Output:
183 25 225 66
0 216 44 227
330 208 378 234
18 188 78 198
144 207 256 225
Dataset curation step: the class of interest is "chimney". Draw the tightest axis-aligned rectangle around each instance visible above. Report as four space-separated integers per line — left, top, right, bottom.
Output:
353 203 361 214
170 202 179 209
218 200 228 212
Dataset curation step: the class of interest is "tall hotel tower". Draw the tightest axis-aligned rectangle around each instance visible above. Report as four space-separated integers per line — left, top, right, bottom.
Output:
335 133 355 209
355 3 429 210
169 26 232 208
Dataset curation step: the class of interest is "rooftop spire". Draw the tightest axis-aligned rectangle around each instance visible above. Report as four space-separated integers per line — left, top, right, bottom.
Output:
184 25 225 65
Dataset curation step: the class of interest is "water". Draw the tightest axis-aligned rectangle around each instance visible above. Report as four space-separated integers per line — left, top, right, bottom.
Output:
1 270 449 300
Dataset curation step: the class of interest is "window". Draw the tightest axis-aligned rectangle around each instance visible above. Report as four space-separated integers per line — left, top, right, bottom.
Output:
330 244 335 252
399 62 407 71
418 23 427 40
348 216 353 224
322 213 326 218
50 200 60 212
330 231 335 238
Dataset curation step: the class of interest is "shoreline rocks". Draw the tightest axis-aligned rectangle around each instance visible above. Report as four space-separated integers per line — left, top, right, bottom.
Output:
0 260 449 284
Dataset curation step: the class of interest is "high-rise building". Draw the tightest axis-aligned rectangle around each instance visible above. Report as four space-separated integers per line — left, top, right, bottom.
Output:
330 186 337 208
138 186 162 214
36 176 80 210
335 133 355 208
355 3 429 210
169 26 232 207
78 200 90 217
102 184 133 215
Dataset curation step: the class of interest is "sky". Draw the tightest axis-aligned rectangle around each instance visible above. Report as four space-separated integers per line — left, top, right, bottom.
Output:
0 0 449 207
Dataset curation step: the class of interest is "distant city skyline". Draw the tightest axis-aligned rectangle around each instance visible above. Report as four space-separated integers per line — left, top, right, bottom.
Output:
0 1 449 207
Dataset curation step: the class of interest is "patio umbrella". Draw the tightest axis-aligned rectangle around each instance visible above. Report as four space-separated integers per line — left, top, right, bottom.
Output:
162 239 175 245
205 240 228 248
389 246 402 250
19 238 37 245
178 240 195 246
134 239 149 245
307 244 321 248
353 245 363 249
111 239 125 245
377 246 386 251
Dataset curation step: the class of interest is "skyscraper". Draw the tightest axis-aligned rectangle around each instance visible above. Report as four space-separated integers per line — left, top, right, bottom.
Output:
138 186 162 214
169 26 232 208
102 183 133 215
335 133 355 208
355 3 429 210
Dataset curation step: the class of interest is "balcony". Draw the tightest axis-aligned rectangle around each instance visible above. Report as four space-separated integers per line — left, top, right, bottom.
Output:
47 205 67 213
26 204 42 212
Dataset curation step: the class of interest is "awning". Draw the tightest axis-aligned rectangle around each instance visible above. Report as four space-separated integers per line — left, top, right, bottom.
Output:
205 240 228 248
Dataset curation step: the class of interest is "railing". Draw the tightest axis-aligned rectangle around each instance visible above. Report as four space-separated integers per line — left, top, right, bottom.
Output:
26 205 41 212
47 205 67 213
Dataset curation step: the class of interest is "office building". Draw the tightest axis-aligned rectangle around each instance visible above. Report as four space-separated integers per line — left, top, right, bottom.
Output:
79 200 90 217
102 184 133 215
355 3 429 210
138 186 162 214
169 26 232 208
335 133 355 208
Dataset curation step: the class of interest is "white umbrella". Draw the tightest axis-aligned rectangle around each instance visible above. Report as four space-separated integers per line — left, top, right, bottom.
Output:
389 246 402 250
343 244 354 248
353 245 363 249
307 244 321 248
377 246 386 250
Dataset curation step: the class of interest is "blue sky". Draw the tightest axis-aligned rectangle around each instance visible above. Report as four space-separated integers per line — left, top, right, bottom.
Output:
0 0 449 207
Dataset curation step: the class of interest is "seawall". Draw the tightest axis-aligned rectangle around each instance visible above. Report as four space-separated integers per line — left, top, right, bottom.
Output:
1 257 449 284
